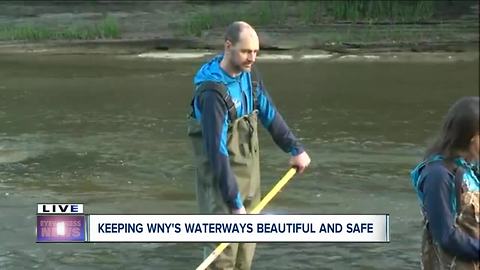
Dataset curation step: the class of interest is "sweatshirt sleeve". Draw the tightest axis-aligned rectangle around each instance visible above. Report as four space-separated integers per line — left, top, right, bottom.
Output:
256 82 305 156
421 165 480 261
196 90 243 209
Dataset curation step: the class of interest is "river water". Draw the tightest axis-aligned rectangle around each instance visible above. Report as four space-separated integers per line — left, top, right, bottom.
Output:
0 53 478 269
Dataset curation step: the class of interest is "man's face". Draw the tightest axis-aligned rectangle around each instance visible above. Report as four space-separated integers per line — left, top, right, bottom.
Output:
226 31 259 73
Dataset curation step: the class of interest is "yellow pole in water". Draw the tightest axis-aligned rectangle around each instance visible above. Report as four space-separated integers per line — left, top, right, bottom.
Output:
195 167 298 270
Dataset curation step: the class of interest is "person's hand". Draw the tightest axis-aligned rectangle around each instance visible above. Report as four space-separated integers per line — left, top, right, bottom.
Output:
232 206 247 214
289 151 311 174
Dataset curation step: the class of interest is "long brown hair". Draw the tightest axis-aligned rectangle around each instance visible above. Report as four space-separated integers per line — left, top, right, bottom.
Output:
425 96 479 160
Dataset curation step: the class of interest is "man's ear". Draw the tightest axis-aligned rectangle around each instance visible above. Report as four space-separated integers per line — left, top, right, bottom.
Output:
224 40 232 51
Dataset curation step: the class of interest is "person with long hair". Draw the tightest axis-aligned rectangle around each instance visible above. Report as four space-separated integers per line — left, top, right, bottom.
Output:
411 96 479 269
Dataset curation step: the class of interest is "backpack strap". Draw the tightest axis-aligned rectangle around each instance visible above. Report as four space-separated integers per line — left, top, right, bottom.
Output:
191 81 237 121
453 166 465 213
443 159 465 213
421 159 465 226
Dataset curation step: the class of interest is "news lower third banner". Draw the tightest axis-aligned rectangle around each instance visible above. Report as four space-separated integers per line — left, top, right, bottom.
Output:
36 204 390 243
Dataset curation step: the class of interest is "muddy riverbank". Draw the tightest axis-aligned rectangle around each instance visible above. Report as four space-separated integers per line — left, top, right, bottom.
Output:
0 1 478 55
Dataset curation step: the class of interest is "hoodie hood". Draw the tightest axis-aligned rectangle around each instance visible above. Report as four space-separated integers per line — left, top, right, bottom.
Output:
193 54 238 86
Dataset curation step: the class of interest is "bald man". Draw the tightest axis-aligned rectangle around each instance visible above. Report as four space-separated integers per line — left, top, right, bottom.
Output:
188 21 311 270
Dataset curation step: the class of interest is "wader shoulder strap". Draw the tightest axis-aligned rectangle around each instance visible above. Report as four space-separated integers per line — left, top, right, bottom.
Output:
251 65 261 110
192 81 237 121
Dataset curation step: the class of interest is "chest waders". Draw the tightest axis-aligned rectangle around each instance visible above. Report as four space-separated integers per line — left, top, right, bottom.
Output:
187 73 261 270
421 164 480 270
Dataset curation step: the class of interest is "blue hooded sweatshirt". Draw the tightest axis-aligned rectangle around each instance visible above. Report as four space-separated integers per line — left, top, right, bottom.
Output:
410 156 480 261
192 54 304 210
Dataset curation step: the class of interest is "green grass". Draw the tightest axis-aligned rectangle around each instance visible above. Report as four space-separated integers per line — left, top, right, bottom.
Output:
0 1 463 43
0 16 121 41
181 12 217 37
324 1 435 23
300 1 323 24
180 1 439 37
254 1 289 25
180 1 290 37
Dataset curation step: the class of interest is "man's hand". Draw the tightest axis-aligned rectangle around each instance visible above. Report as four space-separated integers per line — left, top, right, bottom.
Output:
289 151 311 174
232 206 247 214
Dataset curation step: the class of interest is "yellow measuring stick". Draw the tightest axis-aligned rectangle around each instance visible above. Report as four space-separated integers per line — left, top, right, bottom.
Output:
195 167 298 270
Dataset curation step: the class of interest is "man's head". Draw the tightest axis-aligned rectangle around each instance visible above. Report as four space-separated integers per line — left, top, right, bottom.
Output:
223 21 259 74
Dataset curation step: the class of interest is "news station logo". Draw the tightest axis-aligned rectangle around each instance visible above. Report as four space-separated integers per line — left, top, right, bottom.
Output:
36 204 86 242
